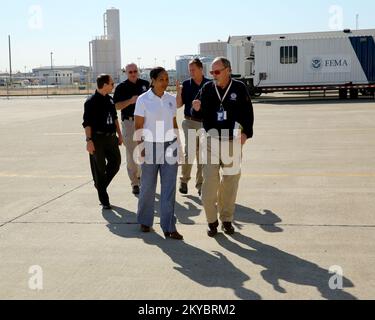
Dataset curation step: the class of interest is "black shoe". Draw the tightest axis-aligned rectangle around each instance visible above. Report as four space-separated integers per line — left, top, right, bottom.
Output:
164 231 184 241
179 183 188 195
141 225 151 233
102 204 112 210
207 220 219 238
222 222 235 235
132 186 140 195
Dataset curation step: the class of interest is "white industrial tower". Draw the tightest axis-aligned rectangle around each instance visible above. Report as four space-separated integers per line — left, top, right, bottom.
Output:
90 8 122 83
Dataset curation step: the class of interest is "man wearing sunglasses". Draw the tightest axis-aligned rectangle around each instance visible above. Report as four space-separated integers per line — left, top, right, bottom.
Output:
192 57 254 237
114 64 150 195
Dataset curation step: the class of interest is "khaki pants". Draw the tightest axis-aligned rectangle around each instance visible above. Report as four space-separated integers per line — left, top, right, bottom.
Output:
122 120 141 187
180 119 204 190
201 137 242 224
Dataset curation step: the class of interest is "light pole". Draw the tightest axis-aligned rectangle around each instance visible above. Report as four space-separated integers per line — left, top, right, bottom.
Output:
137 57 141 70
356 14 359 30
50 52 53 70
8 35 12 85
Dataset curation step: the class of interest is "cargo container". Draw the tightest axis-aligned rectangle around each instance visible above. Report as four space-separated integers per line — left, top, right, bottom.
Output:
228 29 375 98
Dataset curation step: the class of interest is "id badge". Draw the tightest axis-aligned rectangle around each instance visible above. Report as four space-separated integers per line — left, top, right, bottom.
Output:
217 112 225 122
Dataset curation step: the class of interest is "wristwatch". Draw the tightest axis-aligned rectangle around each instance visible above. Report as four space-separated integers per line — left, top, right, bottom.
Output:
86 137 93 142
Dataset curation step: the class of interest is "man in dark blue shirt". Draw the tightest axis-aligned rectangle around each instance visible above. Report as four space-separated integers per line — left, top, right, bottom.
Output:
192 57 254 237
83 74 123 210
114 63 150 195
176 58 211 196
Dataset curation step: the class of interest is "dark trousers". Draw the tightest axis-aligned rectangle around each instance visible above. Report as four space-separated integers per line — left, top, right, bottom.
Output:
89 134 121 205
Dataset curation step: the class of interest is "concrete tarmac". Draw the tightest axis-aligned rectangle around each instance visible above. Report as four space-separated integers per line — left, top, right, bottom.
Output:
0 96 374 300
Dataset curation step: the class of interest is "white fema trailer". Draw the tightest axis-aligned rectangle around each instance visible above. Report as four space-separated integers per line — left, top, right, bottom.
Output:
228 29 375 98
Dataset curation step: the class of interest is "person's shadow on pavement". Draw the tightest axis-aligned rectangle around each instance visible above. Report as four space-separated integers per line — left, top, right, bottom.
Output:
102 207 262 300
181 195 284 233
155 194 201 225
215 233 357 300
234 205 284 233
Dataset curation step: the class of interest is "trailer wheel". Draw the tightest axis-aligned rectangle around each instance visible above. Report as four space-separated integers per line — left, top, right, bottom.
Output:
350 89 359 99
339 89 348 99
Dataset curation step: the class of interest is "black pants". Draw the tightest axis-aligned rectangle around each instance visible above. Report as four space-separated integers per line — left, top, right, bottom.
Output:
89 134 121 205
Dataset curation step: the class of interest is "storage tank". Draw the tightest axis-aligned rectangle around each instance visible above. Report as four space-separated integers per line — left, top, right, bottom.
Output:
91 8 122 83
176 55 195 82
91 37 118 82
105 8 121 79
200 56 215 79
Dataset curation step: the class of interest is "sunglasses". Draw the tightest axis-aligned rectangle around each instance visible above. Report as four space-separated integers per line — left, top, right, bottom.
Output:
210 68 227 76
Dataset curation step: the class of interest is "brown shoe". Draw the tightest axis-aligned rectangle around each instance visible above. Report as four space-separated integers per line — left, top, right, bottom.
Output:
164 231 184 241
141 225 151 233
207 220 219 238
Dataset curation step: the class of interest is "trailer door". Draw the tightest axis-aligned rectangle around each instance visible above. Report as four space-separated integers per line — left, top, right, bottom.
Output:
349 36 375 83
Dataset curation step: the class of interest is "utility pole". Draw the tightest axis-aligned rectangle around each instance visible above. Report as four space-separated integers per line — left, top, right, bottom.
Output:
356 14 359 30
137 57 141 70
8 35 12 85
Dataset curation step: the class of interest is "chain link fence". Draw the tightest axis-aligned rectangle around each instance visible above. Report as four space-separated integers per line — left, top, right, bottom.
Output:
0 75 95 98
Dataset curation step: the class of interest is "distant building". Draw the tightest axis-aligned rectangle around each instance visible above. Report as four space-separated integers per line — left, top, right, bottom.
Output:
199 41 228 59
139 68 177 87
32 66 91 85
90 8 122 83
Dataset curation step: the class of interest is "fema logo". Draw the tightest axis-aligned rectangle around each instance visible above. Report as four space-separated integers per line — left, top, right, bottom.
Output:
311 58 323 70
230 93 237 101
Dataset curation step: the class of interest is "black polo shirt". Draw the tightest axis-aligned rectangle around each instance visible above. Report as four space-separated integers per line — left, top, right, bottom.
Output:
113 79 150 121
193 79 254 139
82 91 118 134
181 77 211 118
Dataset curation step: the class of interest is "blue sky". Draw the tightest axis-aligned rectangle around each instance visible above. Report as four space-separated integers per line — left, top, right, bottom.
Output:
0 0 374 72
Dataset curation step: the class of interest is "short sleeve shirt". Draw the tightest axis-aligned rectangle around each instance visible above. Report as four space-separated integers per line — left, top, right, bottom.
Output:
134 90 177 143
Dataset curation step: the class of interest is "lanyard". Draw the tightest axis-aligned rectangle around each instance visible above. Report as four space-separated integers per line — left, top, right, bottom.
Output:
215 81 233 111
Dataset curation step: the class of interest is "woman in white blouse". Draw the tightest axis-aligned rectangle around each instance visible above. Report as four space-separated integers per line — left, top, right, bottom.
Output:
134 67 183 240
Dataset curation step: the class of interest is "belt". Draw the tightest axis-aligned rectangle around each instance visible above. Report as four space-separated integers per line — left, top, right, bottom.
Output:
123 116 135 121
185 115 203 123
95 132 116 137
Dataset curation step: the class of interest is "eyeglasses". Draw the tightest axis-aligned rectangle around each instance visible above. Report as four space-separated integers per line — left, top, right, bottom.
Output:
128 70 138 74
210 68 227 76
